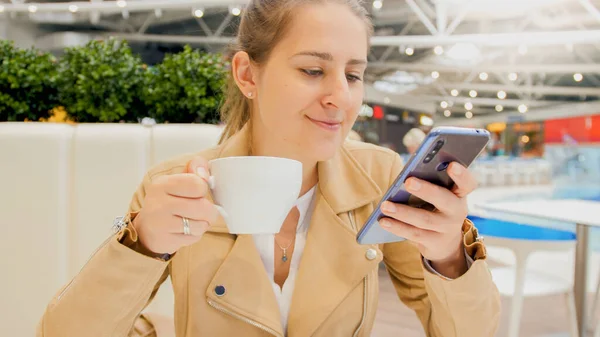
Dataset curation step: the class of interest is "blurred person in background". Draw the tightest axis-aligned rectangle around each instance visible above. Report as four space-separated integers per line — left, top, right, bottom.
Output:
38 1 499 336
402 127 426 154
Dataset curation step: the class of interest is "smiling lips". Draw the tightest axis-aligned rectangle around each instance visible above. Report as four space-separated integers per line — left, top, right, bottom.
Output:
306 116 342 131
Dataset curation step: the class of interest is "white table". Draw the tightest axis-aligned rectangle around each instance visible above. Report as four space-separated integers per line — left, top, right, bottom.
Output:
478 199 600 337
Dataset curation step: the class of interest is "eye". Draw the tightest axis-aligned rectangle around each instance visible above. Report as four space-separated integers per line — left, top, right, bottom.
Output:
346 73 363 83
301 69 323 77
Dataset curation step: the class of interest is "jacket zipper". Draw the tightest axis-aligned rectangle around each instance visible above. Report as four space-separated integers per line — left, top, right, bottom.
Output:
207 299 283 337
348 211 369 337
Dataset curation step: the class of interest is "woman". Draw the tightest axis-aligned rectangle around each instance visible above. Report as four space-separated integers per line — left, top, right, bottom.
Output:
38 1 500 336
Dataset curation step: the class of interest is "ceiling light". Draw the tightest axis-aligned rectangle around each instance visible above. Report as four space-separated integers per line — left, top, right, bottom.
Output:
193 9 204 18
469 90 477 98
479 72 488 81
373 0 383 9
445 43 481 62
420 115 434 126
465 102 473 110
465 111 473 119
405 47 414 56
509 73 518 81
383 97 391 104
116 1 127 8
69 5 78 12
451 89 459 97
434 46 444 55
0 5 4 13
440 101 449 109
518 104 528 113
431 71 440 79
518 45 528 55
231 6 242 16
495 105 504 112
444 110 451 117
521 135 530 143
497 91 507 99
154 9 163 18
28 5 38 13
574 73 583 82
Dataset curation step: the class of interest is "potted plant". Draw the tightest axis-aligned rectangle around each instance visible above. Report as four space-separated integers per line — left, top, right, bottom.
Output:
56 38 147 123
0 40 60 122
143 45 228 124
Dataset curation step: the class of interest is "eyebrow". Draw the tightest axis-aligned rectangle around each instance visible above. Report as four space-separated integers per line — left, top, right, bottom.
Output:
291 51 367 66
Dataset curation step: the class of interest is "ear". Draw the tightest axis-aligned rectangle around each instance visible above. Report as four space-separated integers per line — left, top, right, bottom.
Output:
231 51 257 99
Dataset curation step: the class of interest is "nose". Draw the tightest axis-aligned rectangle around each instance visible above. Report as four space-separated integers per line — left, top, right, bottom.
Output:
321 71 352 110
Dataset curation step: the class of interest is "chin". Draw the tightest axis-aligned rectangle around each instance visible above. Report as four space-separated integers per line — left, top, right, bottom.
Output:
306 139 342 162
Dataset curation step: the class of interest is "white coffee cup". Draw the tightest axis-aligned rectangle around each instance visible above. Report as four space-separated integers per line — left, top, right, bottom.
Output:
207 156 303 234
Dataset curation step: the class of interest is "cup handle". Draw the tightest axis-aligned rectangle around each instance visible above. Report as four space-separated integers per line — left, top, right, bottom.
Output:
207 176 228 220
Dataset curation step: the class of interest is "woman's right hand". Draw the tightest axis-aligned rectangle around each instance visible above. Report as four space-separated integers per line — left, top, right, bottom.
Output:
133 157 220 255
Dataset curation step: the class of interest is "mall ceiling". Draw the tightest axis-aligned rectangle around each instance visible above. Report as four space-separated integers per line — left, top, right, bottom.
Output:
2 0 600 123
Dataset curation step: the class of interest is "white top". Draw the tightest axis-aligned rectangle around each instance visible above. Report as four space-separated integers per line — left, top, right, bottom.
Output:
478 199 600 227
252 185 317 333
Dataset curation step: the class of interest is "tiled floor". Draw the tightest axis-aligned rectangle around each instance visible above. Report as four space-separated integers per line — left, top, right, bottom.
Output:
372 266 599 337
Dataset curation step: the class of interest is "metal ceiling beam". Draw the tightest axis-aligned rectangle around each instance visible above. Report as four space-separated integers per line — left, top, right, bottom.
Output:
578 0 600 23
404 94 553 107
0 0 248 13
108 33 233 44
433 82 600 96
370 30 600 47
439 101 600 126
368 62 600 74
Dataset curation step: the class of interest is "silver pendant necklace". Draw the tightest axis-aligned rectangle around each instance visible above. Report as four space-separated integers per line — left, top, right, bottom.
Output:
275 238 294 263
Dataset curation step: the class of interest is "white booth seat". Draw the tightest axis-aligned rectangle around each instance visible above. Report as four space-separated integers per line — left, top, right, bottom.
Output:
0 122 222 337
151 124 224 165
0 123 73 337
70 124 151 277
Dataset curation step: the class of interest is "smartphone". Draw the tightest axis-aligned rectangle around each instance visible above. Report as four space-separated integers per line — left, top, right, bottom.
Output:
356 126 490 245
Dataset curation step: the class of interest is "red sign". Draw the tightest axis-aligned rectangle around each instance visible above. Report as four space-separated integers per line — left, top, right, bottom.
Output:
544 115 600 144
373 105 384 120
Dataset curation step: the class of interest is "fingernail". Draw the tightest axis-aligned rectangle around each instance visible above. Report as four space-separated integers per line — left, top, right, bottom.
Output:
380 219 392 228
452 164 463 176
407 179 421 191
381 201 396 213
196 167 209 180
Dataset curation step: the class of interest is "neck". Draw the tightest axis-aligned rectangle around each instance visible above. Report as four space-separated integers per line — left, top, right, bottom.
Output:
250 123 318 197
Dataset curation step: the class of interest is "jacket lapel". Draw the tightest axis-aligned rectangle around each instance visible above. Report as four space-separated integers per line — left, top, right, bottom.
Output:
205 234 284 336
204 125 386 336
287 147 384 336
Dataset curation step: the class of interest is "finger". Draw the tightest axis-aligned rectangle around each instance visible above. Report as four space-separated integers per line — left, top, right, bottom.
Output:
169 215 210 236
404 177 461 214
380 201 448 233
447 162 478 197
166 196 219 224
379 217 437 245
186 156 210 181
157 174 209 198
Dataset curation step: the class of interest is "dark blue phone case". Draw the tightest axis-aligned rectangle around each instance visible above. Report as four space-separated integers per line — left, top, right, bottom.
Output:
356 126 490 245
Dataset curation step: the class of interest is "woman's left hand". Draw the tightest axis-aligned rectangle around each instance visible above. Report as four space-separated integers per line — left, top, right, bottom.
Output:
379 162 478 278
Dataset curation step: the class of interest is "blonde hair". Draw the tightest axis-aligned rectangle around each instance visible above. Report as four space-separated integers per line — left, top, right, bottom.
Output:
218 0 373 144
402 128 426 148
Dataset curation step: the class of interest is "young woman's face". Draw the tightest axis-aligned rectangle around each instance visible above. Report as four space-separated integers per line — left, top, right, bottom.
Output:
247 2 369 162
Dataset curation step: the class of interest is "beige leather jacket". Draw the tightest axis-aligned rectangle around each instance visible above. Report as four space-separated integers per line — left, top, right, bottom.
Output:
38 125 500 337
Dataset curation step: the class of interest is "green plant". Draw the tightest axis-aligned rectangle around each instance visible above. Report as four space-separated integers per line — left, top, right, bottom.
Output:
57 38 147 123
144 45 228 123
0 40 59 121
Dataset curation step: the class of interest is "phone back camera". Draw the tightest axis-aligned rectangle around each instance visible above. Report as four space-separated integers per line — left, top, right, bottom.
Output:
424 139 445 164
436 162 450 171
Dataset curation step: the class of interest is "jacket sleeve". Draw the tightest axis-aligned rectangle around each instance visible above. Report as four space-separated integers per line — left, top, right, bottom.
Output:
37 173 171 337
381 154 501 337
